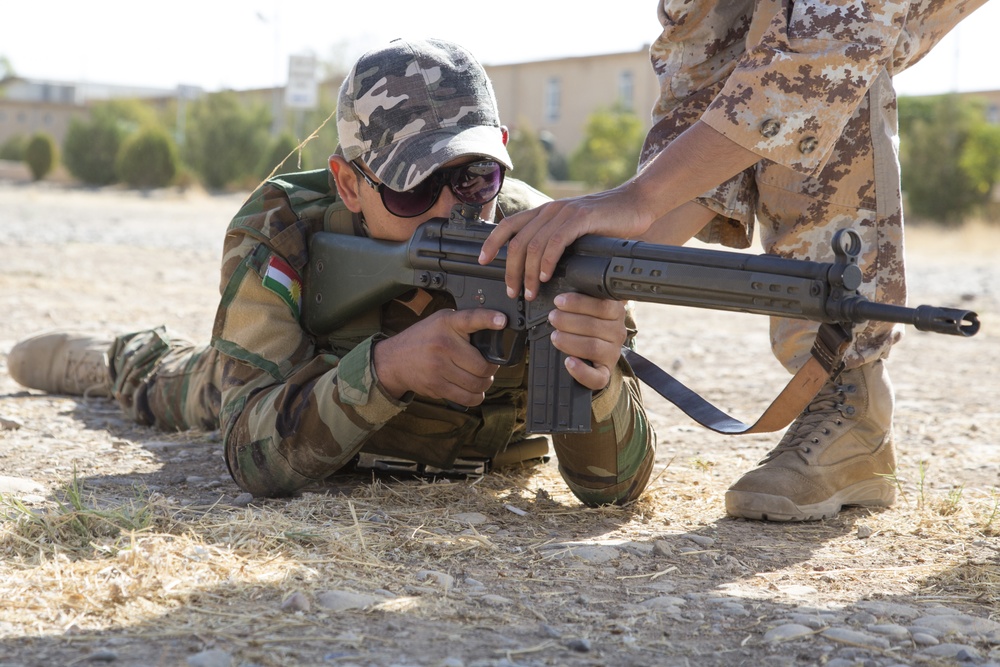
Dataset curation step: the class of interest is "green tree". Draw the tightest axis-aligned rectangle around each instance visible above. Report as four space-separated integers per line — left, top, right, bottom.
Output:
184 92 270 189
257 131 301 180
116 125 180 189
506 122 549 191
63 99 156 185
25 132 57 180
568 107 645 190
899 94 1000 224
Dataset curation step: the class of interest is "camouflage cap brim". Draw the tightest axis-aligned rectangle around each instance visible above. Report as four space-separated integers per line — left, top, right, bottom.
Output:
367 125 513 193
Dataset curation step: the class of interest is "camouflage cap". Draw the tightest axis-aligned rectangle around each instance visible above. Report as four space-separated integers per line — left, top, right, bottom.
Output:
336 38 513 192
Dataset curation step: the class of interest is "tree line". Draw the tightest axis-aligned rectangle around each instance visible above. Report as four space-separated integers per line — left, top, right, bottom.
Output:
2 91 997 224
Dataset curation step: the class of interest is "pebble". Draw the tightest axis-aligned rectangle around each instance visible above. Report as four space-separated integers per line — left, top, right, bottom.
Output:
416 570 455 591
451 512 489 524
280 591 311 613
315 590 381 611
186 649 233 667
764 624 815 643
821 627 891 650
920 644 982 661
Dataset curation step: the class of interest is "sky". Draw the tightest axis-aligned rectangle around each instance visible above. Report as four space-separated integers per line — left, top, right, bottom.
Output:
2 0 999 98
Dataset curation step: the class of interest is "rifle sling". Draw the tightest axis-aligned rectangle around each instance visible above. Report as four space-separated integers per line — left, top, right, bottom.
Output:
622 323 852 435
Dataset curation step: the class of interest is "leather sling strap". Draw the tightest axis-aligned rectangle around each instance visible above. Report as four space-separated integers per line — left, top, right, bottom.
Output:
622 322 853 435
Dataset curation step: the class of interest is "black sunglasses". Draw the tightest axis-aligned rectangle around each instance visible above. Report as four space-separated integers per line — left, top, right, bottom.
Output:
351 159 506 218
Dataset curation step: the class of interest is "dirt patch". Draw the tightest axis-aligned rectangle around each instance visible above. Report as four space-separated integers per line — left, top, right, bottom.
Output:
1 181 998 667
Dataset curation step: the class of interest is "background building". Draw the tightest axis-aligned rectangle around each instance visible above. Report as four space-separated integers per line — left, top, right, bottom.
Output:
486 47 660 159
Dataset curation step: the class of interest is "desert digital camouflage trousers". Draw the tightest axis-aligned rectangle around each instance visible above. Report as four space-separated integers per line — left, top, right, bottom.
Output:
643 0 985 372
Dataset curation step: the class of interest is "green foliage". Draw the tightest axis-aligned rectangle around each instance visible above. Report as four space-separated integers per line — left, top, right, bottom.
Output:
116 125 180 189
506 122 549 191
899 94 1000 224
62 100 153 185
24 132 57 180
258 131 302 180
0 134 27 160
183 91 270 189
568 107 645 190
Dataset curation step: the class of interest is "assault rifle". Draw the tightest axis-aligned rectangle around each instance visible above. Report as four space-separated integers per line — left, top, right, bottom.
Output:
303 203 978 435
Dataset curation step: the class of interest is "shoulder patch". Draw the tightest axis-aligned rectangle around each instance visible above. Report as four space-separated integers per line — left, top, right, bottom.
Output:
262 255 302 319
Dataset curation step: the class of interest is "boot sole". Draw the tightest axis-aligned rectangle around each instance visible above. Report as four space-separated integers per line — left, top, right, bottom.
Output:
725 479 896 522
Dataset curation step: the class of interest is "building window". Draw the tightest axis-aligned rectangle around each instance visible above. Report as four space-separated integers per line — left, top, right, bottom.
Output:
545 77 561 123
619 70 634 112
987 103 999 125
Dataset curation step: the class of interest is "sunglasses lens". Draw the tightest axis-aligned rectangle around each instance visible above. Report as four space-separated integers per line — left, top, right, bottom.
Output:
381 180 439 218
377 160 506 218
450 161 505 205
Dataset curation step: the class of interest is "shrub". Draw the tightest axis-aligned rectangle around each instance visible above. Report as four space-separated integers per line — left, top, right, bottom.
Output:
63 113 126 185
24 133 57 181
0 134 27 161
183 91 270 189
116 126 179 189
257 131 301 180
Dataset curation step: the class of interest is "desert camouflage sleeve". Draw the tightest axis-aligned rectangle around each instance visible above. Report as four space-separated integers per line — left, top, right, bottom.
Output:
699 0 918 176
211 174 408 495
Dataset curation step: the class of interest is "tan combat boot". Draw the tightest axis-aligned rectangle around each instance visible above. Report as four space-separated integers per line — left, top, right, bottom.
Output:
725 359 896 521
7 332 113 397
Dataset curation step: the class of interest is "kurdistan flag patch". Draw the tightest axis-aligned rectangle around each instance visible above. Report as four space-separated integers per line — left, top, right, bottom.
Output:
262 255 302 319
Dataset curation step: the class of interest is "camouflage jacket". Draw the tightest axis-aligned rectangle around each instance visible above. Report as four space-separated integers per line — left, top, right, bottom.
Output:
210 170 650 497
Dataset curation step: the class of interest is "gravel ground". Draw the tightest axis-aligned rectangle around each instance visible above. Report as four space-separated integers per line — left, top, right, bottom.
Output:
0 180 998 667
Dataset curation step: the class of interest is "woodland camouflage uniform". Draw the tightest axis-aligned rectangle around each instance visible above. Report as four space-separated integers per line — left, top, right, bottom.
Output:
105 173 654 505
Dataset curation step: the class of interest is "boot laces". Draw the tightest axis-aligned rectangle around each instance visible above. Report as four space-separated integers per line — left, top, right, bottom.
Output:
761 377 857 463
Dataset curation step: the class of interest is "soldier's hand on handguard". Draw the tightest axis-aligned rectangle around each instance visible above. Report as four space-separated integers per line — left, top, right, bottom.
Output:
478 188 651 303
548 293 628 391
374 309 505 407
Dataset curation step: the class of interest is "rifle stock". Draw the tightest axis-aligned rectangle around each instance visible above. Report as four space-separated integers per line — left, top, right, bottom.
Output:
304 204 979 434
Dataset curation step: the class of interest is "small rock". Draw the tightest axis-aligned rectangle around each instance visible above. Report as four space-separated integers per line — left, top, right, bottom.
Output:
912 632 939 646
867 624 909 639
416 570 455 591
683 533 716 548
0 416 23 430
764 624 815 643
479 594 512 607
565 638 591 652
186 649 233 667
822 627 891 650
280 591 310 613
315 590 380 611
452 512 488 524
856 525 874 539
83 649 118 662
231 492 254 507
652 540 674 557
920 644 982 661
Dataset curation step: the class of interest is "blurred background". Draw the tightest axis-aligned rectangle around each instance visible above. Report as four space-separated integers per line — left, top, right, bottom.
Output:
2 0 998 224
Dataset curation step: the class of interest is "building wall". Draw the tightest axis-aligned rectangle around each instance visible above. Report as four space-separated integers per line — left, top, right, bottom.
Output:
0 98 88 148
485 48 659 159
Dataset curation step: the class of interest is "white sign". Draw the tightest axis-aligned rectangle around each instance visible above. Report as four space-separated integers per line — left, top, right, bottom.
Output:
285 54 318 110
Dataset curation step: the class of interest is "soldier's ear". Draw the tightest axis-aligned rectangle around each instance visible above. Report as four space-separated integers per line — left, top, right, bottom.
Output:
329 155 362 213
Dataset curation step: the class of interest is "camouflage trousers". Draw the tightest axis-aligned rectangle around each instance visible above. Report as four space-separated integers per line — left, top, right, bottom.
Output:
643 0 980 372
108 326 222 432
